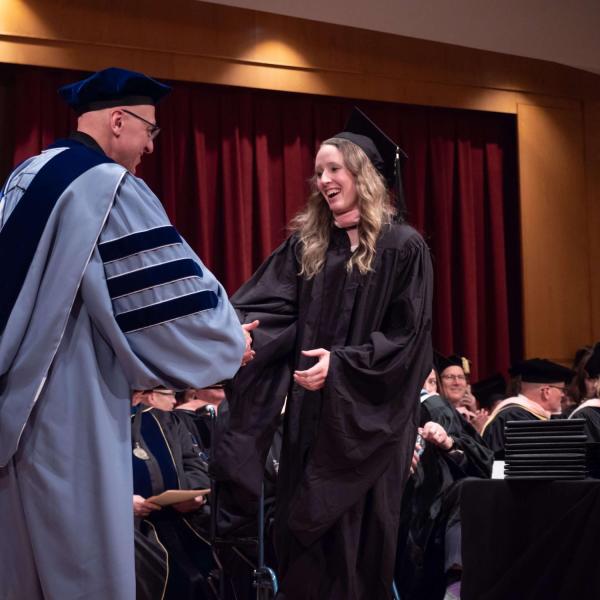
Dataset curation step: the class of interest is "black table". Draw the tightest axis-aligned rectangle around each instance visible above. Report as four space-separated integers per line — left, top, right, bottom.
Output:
461 479 600 600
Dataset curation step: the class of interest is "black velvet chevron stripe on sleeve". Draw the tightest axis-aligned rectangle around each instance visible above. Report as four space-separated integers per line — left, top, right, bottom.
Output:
116 290 219 333
106 258 203 299
99 226 182 263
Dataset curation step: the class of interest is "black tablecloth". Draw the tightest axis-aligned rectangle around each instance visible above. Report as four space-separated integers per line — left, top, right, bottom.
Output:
461 479 600 600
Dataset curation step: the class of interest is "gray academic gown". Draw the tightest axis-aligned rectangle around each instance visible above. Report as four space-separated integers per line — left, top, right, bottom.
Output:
0 140 245 600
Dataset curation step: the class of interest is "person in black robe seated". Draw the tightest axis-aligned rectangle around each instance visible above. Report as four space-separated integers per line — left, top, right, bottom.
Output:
470 372 506 433
568 343 600 440
131 389 215 600
211 107 433 600
435 354 472 410
177 386 283 600
481 359 574 458
175 386 227 457
396 357 493 600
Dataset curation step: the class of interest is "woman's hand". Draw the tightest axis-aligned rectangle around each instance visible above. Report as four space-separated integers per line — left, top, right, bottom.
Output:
172 495 207 514
293 348 330 391
133 494 161 517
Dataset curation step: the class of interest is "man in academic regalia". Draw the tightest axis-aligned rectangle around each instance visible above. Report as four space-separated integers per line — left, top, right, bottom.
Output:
482 359 574 458
0 67 247 600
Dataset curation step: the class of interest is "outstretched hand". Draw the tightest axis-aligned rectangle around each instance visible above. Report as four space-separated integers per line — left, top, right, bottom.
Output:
240 320 259 366
293 348 330 391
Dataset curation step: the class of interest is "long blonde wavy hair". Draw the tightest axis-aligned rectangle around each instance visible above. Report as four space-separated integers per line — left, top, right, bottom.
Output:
290 137 396 278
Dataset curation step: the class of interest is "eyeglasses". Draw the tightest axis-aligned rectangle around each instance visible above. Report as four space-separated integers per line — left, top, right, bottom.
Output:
441 374 466 382
545 385 566 395
121 108 160 140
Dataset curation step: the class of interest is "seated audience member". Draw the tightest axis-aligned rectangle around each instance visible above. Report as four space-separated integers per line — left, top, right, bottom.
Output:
470 373 506 434
561 345 594 416
175 386 227 454
569 345 599 404
435 353 486 426
396 364 493 600
568 343 600 440
561 387 579 417
131 389 215 600
175 386 283 600
481 359 574 458
436 354 471 409
421 368 438 398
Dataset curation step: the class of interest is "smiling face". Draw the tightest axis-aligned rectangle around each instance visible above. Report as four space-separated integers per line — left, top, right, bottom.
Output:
440 366 468 406
314 144 358 217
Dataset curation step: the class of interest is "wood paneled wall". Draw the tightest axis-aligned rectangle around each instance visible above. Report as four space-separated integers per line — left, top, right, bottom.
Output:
517 104 590 362
2 0 599 363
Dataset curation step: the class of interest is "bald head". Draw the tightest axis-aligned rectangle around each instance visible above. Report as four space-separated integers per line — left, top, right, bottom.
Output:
521 381 565 414
77 104 156 174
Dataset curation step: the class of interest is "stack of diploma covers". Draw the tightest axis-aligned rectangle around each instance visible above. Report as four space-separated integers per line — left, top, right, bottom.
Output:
504 419 586 480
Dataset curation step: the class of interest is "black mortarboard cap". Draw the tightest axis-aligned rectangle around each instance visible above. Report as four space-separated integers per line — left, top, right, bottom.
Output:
434 352 470 375
472 373 506 410
335 107 408 216
584 343 600 379
58 67 171 114
509 358 574 384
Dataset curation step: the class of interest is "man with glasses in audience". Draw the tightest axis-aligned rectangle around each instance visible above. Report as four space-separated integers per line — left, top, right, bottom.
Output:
481 359 574 458
0 67 250 600
438 355 471 406
396 354 492 599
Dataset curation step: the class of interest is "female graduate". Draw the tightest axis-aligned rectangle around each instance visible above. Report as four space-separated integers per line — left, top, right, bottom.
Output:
212 108 433 600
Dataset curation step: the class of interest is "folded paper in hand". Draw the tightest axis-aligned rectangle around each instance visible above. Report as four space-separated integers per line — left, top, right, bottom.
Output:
147 489 210 506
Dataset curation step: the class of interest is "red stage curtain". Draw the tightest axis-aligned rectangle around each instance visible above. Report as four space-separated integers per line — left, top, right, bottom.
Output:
1 64 522 379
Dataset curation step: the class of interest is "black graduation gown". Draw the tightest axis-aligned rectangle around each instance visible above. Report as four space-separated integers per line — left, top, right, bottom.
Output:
175 407 214 452
572 406 600 443
396 395 493 600
420 395 493 478
482 405 544 459
572 406 600 479
132 409 214 600
212 224 433 600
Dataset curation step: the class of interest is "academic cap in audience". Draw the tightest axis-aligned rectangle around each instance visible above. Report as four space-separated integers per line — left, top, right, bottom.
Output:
472 373 506 410
584 343 600 379
434 352 471 375
509 358 574 384
58 67 171 114
334 107 408 215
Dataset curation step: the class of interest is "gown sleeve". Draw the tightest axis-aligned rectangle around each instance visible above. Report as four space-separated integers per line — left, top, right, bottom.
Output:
79 173 246 390
423 395 493 478
482 414 508 459
210 236 299 504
